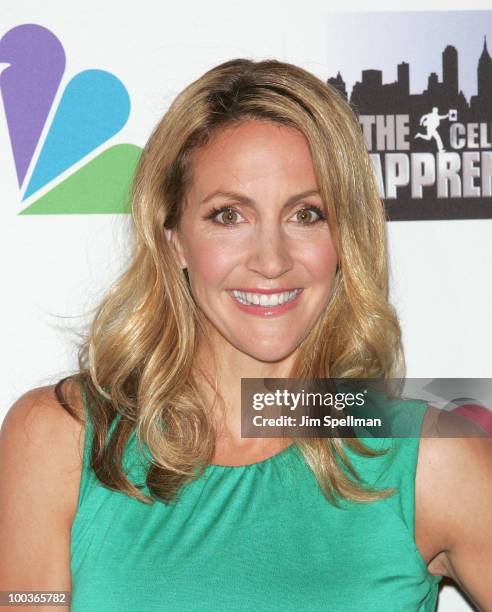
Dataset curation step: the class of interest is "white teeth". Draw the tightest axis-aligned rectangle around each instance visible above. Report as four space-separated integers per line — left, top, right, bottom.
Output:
232 289 300 307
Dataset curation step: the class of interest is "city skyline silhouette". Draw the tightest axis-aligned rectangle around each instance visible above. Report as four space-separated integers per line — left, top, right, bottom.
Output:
325 34 492 220
328 35 492 138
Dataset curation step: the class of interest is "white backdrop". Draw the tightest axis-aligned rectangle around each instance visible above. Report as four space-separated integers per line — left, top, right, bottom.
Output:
2 1 491 610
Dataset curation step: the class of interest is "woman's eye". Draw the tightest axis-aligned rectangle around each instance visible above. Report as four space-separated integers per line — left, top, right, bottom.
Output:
293 206 326 224
207 206 243 225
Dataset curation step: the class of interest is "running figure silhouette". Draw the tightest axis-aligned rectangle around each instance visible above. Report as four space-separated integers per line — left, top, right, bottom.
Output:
414 107 450 152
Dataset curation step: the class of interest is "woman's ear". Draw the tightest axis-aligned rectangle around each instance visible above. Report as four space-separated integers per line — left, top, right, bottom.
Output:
164 228 187 270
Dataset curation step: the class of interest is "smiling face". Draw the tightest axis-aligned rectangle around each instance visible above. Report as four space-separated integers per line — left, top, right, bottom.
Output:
165 119 339 363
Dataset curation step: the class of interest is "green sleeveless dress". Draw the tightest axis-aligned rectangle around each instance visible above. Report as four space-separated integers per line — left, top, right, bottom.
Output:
70 387 442 611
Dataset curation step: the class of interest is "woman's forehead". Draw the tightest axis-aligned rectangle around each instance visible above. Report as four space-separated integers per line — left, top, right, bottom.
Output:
186 121 318 196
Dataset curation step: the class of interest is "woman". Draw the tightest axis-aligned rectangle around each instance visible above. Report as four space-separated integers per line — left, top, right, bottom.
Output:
1 58 491 611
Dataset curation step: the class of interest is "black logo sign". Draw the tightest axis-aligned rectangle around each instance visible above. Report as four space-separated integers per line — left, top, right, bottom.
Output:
328 37 492 220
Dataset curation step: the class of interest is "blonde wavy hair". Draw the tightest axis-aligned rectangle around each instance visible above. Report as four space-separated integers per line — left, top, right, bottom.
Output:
57 58 405 506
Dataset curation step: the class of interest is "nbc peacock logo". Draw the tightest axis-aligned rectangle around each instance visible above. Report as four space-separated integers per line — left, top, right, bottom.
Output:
0 23 142 214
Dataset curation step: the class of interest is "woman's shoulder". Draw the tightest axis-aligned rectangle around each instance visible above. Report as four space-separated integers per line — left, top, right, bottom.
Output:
415 404 492 583
0 380 88 588
0 379 87 524
3 378 87 445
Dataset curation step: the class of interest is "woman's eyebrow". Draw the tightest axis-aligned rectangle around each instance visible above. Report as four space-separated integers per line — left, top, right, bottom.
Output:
200 189 321 208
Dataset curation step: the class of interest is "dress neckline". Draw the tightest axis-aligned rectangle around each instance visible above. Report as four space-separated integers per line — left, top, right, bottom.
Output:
207 441 297 471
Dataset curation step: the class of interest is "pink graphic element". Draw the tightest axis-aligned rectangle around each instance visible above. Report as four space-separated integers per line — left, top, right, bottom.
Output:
0 24 65 187
452 403 492 438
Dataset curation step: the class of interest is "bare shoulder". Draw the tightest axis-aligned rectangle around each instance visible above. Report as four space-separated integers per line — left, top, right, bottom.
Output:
415 404 492 601
0 378 88 594
0 379 87 524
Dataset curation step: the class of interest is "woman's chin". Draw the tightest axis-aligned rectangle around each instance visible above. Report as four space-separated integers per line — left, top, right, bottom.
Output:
238 342 299 365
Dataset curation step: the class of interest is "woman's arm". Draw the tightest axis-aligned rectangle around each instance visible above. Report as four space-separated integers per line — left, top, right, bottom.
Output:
416 407 492 610
0 383 85 611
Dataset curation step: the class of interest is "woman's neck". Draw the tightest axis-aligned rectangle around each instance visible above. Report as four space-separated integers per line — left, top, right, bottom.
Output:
193 333 298 443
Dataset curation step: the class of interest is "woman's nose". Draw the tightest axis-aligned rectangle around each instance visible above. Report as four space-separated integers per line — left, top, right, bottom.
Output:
245 225 294 279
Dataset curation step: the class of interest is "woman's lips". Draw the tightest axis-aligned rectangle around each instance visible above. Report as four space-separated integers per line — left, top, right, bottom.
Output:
228 289 303 317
